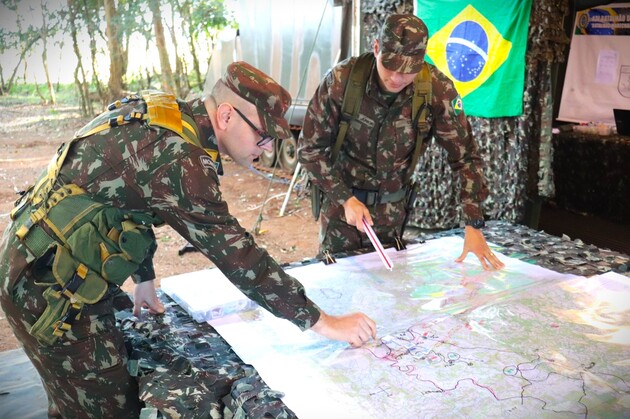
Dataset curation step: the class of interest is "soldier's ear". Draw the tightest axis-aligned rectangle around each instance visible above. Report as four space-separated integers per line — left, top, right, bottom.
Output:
216 103 233 130
373 39 380 56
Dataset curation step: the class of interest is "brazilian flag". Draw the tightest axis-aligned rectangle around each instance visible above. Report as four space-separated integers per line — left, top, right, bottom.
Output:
416 0 532 117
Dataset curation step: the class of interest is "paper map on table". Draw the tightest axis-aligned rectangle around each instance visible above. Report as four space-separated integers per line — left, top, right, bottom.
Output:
200 236 630 417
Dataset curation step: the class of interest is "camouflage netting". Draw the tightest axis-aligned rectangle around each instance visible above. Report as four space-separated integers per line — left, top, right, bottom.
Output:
361 0 570 229
406 221 630 277
119 302 297 418
362 0 414 48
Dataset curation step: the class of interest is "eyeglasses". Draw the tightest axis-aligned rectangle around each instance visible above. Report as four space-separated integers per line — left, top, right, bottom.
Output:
233 107 275 147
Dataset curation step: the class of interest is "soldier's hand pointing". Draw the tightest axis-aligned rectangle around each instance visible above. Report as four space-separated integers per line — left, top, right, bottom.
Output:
311 311 377 347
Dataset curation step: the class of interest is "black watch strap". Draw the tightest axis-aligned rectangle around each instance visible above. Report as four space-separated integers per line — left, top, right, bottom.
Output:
466 219 485 229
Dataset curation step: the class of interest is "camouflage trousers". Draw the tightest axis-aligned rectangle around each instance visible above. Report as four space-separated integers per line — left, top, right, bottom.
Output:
0 225 141 418
319 197 406 255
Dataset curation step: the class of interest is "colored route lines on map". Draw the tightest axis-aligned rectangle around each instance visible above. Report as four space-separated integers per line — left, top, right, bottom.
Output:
355 317 630 417
204 237 630 418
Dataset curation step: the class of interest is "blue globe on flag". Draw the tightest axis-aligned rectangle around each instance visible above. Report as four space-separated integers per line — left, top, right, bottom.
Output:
446 21 488 82
425 4 513 102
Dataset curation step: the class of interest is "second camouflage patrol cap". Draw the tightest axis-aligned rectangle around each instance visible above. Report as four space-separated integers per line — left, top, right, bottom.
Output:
222 61 293 140
379 14 428 74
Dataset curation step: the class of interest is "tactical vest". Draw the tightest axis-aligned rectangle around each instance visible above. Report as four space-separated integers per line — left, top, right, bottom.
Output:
311 53 434 220
10 91 211 345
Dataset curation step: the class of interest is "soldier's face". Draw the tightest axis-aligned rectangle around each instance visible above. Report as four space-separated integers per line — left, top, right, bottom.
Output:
223 106 274 167
373 42 417 93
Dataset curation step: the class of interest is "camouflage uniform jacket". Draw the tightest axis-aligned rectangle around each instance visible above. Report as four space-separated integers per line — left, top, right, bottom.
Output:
298 55 488 221
0 98 320 331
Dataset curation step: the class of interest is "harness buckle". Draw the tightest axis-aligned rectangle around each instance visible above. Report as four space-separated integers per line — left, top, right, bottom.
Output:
53 302 83 337
394 235 407 251
322 250 337 265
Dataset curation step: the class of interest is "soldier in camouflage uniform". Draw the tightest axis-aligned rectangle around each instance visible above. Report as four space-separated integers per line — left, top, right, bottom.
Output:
0 62 376 417
298 14 504 270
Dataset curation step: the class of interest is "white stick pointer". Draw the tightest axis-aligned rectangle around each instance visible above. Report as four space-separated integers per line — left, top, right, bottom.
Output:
362 218 393 271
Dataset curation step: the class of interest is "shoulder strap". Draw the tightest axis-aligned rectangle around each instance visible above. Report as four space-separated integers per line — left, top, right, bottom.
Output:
404 63 433 185
14 92 216 220
74 91 216 162
331 53 374 163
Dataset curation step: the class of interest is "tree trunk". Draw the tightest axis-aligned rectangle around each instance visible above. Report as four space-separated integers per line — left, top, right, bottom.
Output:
42 49 57 104
104 0 124 102
68 0 93 116
5 34 41 94
40 0 56 104
167 6 184 97
148 0 174 94
81 0 105 107
0 62 6 95
34 80 47 103
75 66 87 116
179 0 202 90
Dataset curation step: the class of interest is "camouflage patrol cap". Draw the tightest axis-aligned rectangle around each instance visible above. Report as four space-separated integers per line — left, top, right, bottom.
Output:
222 61 293 140
378 14 428 74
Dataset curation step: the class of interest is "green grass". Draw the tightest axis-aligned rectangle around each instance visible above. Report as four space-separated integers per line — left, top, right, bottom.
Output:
3 82 81 106
2 80 206 108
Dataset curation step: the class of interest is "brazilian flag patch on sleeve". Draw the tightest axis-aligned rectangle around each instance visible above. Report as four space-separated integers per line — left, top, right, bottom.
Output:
451 96 464 116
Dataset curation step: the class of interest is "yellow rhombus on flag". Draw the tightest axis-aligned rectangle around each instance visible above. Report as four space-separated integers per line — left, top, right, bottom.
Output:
426 5 512 98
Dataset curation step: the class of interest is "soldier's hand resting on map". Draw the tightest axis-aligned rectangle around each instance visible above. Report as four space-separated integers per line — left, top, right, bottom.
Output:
455 226 505 270
311 311 377 347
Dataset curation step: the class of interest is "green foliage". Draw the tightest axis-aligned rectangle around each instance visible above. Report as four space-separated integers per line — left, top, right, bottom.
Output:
7 83 80 105
189 0 237 39
1 0 236 94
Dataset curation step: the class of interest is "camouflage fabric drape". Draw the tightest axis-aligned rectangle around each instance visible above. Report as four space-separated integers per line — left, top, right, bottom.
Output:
362 0 569 229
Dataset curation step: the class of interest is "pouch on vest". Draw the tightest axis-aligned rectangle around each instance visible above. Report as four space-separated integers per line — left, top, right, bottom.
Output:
30 243 108 345
21 191 156 344
65 207 155 286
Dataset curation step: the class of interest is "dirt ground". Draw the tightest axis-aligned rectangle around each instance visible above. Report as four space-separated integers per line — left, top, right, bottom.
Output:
0 101 319 351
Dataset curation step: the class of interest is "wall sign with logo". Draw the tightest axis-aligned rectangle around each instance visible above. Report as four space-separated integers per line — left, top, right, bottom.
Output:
558 4 630 124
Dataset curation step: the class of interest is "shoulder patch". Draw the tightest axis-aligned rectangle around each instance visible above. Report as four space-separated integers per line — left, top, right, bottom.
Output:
451 96 464 116
199 155 216 172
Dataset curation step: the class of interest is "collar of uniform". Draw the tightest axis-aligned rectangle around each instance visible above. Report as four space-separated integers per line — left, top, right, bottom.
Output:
187 98 223 176
366 64 414 108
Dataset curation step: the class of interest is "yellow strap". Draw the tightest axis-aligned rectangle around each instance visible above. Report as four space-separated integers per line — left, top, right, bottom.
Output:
99 242 110 262
412 63 432 126
15 225 29 241
19 185 87 242
42 217 64 243
47 184 86 206
15 206 47 240
76 263 88 279
204 149 219 162
182 119 197 137
17 91 212 241
107 227 120 242
121 220 136 232
404 63 432 185
29 141 79 207
144 90 183 133
76 122 114 139
72 91 213 162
